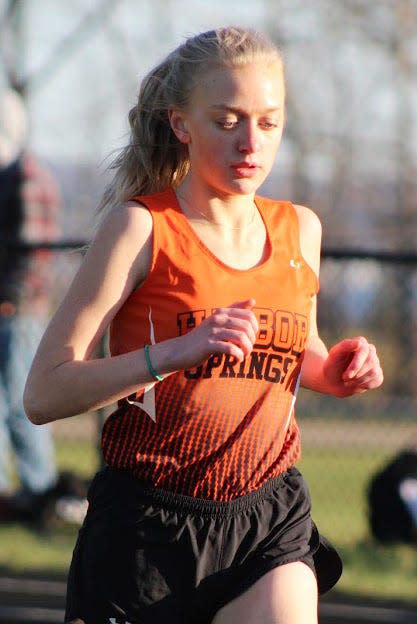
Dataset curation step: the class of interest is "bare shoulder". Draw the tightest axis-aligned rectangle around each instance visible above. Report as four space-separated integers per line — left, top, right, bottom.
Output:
97 199 153 242
91 199 153 282
293 204 322 275
293 203 322 236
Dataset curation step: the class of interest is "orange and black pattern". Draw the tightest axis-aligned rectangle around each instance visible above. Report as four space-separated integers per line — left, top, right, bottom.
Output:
101 188 318 501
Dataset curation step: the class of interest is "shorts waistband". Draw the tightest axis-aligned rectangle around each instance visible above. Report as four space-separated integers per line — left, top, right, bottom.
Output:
103 466 297 518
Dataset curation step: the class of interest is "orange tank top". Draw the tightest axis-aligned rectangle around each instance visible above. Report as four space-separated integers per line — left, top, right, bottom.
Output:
101 187 319 501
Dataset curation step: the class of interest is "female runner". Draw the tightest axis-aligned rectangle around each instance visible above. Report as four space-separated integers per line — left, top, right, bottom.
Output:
24 26 383 624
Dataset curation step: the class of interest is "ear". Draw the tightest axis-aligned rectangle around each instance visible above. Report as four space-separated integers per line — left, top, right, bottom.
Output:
168 106 191 144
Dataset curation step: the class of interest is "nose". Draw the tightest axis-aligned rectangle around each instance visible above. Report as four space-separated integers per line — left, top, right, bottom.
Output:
237 120 261 154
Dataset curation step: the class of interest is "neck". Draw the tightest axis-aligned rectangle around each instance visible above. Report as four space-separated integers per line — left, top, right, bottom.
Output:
175 182 257 231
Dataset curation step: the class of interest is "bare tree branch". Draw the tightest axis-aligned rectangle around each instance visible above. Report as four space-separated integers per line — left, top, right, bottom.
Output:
20 0 120 93
0 0 23 91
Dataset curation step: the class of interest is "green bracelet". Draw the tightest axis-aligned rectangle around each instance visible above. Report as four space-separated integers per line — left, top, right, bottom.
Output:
144 344 164 381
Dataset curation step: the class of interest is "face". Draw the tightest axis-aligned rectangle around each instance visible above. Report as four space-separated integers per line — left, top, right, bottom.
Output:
169 60 285 198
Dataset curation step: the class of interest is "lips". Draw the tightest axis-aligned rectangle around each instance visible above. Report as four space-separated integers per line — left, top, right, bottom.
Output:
231 162 259 177
232 162 258 168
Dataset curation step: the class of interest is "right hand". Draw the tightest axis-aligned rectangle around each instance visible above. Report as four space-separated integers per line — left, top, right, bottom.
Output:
174 298 259 370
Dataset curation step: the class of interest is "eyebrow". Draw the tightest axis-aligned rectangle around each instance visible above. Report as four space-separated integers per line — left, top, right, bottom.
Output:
209 104 281 114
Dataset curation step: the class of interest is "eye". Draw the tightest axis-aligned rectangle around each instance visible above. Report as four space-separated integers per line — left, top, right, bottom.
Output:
259 119 279 130
216 119 239 130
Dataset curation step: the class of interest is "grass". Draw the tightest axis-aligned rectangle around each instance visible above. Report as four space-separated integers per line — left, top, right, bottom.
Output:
0 437 416 606
298 447 417 605
338 541 417 601
0 439 98 575
299 447 391 544
0 523 78 572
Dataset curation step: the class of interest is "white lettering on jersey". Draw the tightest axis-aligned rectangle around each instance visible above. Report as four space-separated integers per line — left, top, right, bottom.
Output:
126 306 157 423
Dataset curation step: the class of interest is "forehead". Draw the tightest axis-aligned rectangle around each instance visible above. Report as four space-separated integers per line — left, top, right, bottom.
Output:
190 61 285 112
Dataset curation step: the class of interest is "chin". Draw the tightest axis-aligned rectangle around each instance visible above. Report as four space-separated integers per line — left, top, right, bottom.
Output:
229 178 263 196
206 173 264 197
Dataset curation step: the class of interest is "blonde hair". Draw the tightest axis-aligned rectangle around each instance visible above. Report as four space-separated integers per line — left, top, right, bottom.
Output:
99 27 282 214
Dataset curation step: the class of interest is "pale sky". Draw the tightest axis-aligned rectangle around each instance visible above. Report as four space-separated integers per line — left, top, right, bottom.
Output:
24 0 274 163
3 0 415 184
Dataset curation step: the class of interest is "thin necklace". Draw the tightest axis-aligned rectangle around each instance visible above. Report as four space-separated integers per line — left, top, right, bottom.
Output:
176 191 257 231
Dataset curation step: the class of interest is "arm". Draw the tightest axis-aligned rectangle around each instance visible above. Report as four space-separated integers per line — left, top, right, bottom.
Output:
24 203 259 424
295 204 383 398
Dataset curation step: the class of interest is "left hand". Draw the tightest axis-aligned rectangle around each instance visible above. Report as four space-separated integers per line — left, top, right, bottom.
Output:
322 336 383 397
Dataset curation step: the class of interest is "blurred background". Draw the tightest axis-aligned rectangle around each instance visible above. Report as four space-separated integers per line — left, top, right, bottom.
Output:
0 0 417 621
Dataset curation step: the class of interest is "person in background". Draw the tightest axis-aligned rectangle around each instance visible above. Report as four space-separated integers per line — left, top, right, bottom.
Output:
24 27 383 623
0 87 86 526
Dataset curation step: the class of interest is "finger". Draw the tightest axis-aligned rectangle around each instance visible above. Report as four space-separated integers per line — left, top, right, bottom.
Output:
222 316 257 345
330 337 361 357
228 298 256 309
207 337 247 363
214 305 258 336
219 341 246 362
343 366 384 391
343 349 382 386
342 338 372 380
210 327 255 358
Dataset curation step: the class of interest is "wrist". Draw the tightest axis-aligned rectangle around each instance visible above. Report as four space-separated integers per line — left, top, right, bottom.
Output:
302 365 349 398
144 338 182 380
144 344 164 381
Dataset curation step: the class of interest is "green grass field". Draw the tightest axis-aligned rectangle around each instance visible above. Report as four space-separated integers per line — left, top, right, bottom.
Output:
299 447 417 603
0 439 416 605
0 440 98 573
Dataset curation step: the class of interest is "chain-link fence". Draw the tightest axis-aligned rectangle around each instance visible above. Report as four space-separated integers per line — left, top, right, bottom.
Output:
2 242 417 602
296 251 417 603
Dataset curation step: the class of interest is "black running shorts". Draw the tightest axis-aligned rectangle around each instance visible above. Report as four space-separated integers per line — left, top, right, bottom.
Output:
65 466 342 624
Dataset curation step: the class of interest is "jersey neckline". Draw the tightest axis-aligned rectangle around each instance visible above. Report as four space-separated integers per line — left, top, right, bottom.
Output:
167 187 275 274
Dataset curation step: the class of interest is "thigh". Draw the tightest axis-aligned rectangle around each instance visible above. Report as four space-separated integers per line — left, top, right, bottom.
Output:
211 561 318 624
